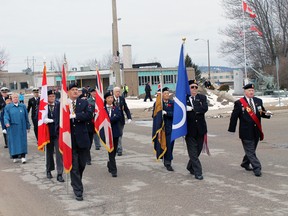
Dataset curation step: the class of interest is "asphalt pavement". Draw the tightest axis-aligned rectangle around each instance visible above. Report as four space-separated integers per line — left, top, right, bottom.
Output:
0 108 288 216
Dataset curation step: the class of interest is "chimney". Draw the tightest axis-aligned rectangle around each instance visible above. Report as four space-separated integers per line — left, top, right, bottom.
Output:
122 44 132 68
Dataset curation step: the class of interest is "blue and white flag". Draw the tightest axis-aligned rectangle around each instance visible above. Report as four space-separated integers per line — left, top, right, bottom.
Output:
171 44 190 142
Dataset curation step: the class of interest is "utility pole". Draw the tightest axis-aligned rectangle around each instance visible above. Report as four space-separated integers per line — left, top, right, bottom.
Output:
112 0 121 87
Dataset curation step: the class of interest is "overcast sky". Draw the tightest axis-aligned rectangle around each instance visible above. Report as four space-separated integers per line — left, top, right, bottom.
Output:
1 0 231 72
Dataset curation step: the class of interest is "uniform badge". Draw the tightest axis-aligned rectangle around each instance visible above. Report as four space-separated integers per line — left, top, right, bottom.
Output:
246 107 251 112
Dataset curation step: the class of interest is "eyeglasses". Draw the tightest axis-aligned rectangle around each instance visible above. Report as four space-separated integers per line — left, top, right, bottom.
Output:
190 86 198 89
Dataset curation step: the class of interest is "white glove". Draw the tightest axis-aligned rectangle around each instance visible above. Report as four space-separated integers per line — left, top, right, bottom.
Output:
127 119 132 124
70 114 76 119
162 110 167 115
186 106 193 111
265 110 272 116
2 129 7 134
44 118 54 124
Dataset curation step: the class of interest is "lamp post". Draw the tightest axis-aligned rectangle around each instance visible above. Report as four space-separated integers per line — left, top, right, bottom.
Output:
194 38 211 81
112 0 121 87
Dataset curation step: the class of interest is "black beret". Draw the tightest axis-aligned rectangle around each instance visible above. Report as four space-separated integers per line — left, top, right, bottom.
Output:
243 83 254 90
89 88 96 93
79 93 88 99
47 90 55 95
68 82 78 90
188 80 198 85
82 88 88 94
104 91 113 99
162 87 169 92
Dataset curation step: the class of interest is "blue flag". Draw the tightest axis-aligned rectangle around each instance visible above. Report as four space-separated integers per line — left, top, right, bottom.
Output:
171 44 190 142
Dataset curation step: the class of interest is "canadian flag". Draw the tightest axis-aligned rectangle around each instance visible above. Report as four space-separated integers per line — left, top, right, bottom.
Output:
250 25 263 36
59 64 72 173
37 64 50 151
243 1 256 18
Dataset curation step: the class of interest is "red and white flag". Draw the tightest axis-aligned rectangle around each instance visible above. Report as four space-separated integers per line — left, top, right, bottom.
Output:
250 25 263 36
59 64 72 173
94 70 114 152
243 1 256 18
37 64 50 151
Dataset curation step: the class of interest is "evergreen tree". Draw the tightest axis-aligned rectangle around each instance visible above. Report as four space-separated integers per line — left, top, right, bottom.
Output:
185 54 201 81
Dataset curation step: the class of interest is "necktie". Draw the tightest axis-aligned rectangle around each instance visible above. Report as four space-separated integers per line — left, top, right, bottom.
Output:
107 106 111 116
72 101 76 114
249 98 255 113
49 105 54 117
115 98 119 106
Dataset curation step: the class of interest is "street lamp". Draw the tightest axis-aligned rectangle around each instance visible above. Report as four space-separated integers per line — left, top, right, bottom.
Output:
194 38 211 81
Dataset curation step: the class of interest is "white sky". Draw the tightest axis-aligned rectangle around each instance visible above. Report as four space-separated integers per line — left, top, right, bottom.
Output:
1 0 232 72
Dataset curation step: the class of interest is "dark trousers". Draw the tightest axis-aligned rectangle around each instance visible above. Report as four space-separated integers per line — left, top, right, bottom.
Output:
163 135 174 166
3 133 8 147
144 92 152 101
185 135 204 176
32 118 38 140
70 147 89 197
46 137 63 175
107 137 119 175
241 139 261 173
12 153 25 159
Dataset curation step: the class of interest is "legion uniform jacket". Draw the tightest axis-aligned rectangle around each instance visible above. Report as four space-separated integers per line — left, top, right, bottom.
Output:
47 101 60 138
70 98 93 149
105 105 121 138
186 94 208 137
27 97 40 120
228 96 270 140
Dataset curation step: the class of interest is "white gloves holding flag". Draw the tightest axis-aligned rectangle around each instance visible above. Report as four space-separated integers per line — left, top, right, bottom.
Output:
70 114 76 119
44 118 54 124
265 110 272 117
162 110 167 116
186 106 193 111
127 119 132 124
2 129 7 134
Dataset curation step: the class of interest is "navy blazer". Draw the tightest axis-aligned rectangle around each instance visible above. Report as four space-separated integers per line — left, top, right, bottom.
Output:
27 97 40 119
186 94 208 137
70 98 93 149
228 96 270 140
105 105 121 138
114 96 132 125
47 101 60 138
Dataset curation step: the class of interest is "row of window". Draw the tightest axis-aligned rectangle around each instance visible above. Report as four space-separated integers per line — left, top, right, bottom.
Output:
212 75 234 79
138 75 177 86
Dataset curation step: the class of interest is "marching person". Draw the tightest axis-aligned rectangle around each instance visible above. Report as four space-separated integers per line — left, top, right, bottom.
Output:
45 90 64 182
185 80 208 180
113 86 132 156
27 87 40 140
0 87 10 148
68 83 93 201
104 91 121 177
144 81 153 102
4 93 30 163
228 83 271 177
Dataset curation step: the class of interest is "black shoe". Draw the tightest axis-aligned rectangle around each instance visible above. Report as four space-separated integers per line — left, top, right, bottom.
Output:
95 147 100 150
4 145 8 148
47 171 53 179
75 195 83 201
165 165 174 171
86 161 92 165
57 174 65 182
241 164 253 171
107 162 111 173
117 152 122 156
195 175 204 180
111 173 117 177
186 167 194 175
254 172 262 177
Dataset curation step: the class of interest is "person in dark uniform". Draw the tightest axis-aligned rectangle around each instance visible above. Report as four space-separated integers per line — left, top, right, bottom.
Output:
44 90 64 182
68 83 93 201
161 87 175 171
0 87 10 148
144 81 153 102
185 80 208 180
113 86 132 156
228 83 271 177
27 88 40 140
104 91 121 177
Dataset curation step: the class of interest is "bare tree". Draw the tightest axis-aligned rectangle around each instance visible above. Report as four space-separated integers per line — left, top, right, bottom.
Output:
220 0 288 88
82 51 114 70
0 47 9 71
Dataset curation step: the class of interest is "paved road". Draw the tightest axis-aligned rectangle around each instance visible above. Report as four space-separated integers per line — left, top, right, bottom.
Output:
0 108 288 216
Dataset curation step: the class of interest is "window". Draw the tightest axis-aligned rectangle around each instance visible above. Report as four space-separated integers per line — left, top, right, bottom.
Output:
151 76 159 85
163 75 174 84
138 76 150 86
20 82 28 89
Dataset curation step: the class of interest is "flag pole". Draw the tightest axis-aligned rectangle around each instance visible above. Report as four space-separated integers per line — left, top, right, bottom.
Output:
181 37 187 154
242 0 248 85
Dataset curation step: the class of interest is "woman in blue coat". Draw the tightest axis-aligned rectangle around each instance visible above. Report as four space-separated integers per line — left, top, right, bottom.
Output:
4 93 30 163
